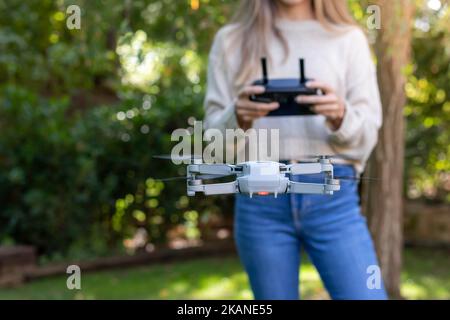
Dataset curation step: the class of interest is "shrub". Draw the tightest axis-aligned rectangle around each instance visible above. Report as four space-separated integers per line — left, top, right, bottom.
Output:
0 84 231 259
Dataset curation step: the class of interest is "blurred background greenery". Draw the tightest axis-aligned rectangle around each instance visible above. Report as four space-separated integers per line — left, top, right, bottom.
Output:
0 249 449 299
0 0 448 273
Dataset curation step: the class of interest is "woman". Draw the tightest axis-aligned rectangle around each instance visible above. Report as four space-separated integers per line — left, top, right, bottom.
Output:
204 0 387 300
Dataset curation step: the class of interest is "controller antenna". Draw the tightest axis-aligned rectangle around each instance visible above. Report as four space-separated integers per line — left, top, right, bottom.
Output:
299 58 306 84
261 57 268 85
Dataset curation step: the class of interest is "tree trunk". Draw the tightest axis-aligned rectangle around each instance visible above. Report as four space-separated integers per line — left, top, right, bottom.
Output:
362 0 415 299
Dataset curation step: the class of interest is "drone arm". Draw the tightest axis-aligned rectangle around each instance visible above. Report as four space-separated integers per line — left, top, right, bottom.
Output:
288 182 326 194
288 162 334 175
188 164 235 176
288 163 321 175
288 181 340 195
188 181 238 196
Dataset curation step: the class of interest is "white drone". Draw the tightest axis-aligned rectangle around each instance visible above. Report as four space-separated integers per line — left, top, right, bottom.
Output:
156 155 342 197
186 156 340 197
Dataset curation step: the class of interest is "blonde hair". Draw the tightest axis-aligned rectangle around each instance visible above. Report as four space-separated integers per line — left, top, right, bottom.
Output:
230 0 357 85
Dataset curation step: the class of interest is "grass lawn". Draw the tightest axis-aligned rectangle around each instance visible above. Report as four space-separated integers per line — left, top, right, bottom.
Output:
0 248 448 300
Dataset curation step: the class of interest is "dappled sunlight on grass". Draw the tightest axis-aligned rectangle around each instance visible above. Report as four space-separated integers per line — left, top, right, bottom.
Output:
299 259 329 300
401 280 428 299
401 272 450 299
400 249 450 300
189 273 252 300
0 249 447 300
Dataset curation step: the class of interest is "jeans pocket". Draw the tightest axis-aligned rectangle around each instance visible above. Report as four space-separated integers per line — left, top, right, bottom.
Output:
300 183 360 217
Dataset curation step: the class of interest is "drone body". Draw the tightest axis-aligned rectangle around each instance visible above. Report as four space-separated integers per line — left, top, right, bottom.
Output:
186 156 340 197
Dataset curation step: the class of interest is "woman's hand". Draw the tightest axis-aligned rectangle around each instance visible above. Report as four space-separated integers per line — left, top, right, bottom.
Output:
235 85 279 130
296 81 346 131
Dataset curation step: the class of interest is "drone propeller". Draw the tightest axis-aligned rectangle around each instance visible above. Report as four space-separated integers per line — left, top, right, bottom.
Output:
156 173 235 182
153 154 203 162
296 154 356 163
334 175 380 182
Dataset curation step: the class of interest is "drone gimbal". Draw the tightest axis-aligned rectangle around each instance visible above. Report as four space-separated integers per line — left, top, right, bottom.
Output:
186 156 340 197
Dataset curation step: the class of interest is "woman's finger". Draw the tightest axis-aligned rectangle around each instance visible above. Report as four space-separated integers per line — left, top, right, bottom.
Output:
313 104 340 113
237 101 279 112
296 94 337 105
237 105 277 118
238 85 265 98
312 104 343 119
236 109 267 118
239 112 268 122
305 80 334 94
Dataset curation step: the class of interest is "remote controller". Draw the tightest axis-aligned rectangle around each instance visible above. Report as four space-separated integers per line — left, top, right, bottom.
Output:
249 58 321 116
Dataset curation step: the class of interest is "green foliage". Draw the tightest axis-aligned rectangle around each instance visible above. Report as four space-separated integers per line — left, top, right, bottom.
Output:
0 0 448 258
405 4 450 202
0 0 235 258
0 81 231 257
0 0 232 95
0 0 125 94
0 249 448 299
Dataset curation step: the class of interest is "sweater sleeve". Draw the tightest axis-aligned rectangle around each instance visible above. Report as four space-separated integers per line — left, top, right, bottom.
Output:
327 28 383 164
203 27 239 132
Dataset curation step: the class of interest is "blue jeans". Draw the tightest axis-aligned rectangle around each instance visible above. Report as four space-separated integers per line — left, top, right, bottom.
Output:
234 165 387 300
